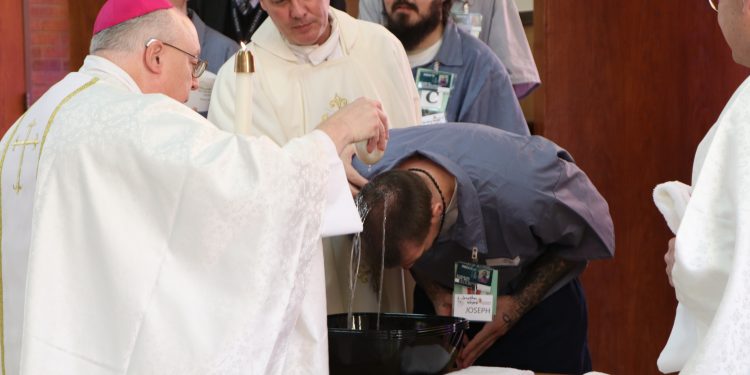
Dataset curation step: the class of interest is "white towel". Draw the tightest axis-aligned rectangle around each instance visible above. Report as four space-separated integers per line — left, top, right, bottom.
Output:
653 181 692 234
653 180 699 373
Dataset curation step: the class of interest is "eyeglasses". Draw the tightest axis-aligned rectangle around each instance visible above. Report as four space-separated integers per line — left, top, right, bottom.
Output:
145 37 207 78
708 0 718 12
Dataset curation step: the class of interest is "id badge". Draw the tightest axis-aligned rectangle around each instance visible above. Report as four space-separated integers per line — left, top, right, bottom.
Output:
416 67 455 117
452 261 498 322
421 112 447 125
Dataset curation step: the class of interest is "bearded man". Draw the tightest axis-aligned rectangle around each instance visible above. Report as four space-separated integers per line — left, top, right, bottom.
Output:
384 0 528 134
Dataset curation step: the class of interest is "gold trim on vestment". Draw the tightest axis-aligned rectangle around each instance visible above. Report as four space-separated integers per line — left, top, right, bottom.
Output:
0 117 23 375
0 77 98 375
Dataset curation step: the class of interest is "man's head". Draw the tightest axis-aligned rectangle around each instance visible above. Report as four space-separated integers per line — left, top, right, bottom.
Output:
358 170 443 282
717 0 750 67
90 1 201 103
260 0 332 46
384 0 452 51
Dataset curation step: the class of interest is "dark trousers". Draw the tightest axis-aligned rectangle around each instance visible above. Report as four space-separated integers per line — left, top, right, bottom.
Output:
413 278 592 374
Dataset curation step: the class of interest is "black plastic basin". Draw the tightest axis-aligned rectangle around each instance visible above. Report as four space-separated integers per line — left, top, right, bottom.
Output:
328 313 470 375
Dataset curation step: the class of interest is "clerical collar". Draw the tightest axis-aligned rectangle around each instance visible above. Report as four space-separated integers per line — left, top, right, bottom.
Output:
407 37 443 68
286 15 342 66
408 168 446 238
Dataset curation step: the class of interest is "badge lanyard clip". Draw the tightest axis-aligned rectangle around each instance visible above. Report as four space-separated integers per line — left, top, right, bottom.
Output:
452 246 498 322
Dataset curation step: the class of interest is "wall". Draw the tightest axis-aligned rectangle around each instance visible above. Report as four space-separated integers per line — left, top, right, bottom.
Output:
70 0 106 70
27 0 70 105
514 0 533 12
0 0 27 133
534 0 749 373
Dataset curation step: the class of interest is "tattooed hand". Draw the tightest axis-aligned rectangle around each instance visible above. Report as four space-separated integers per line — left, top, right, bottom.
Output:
457 253 583 368
457 295 522 368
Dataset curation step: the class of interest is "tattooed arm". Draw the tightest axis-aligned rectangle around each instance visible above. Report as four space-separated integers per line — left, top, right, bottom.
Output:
456 252 584 368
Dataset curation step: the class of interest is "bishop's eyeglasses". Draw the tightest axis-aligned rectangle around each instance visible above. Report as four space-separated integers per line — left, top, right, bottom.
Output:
145 37 207 79
708 0 719 12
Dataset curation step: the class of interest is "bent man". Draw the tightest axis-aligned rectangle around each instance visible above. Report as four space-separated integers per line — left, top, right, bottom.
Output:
356 123 614 373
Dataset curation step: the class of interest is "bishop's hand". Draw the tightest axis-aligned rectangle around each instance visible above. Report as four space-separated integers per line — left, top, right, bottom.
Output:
317 97 389 155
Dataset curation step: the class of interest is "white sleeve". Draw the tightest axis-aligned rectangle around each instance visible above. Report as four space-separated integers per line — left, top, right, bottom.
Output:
309 130 363 236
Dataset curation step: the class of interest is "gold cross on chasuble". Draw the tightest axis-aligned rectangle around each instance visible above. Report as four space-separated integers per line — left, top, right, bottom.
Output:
320 93 349 122
10 121 39 194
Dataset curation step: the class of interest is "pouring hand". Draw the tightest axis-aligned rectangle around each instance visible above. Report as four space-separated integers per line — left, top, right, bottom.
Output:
341 144 368 196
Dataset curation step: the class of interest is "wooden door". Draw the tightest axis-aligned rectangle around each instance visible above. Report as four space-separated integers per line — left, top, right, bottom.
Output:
69 0 106 71
534 0 749 373
0 0 27 133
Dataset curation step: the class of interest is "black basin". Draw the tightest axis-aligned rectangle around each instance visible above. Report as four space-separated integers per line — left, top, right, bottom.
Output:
328 313 470 375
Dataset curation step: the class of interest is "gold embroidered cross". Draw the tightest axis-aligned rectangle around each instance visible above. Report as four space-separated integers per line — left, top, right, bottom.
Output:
328 93 348 110
321 93 349 121
11 120 39 194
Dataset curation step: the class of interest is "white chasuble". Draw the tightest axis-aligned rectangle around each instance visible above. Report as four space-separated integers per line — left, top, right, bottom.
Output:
14 55 346 375
208 8 420 142
0 72 97 375
658 76 750 374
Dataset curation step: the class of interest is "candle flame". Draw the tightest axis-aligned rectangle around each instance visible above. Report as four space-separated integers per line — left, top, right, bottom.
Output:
240 41 247 51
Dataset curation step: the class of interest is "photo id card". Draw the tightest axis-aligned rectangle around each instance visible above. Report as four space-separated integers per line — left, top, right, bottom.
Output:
452 261 498 322
416 68 455 117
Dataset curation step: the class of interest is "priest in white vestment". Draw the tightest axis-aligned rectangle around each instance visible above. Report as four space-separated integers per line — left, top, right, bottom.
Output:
0 1 389 374
657 0 750 373
208 0 422 322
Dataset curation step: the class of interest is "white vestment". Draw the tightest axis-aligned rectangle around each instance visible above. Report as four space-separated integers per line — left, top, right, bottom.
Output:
2 55 359 374
658 76 750 373
0 71 95 375
209 8 421 321
209 8 420 143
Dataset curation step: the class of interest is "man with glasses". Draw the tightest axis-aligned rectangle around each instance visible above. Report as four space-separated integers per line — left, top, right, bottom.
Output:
658 0 750 373
0 0 389 373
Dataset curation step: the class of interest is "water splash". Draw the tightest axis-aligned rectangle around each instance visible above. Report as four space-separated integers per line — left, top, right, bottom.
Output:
347 193 389 331
376 198 388 330
347 233 362 329
348 196 371 329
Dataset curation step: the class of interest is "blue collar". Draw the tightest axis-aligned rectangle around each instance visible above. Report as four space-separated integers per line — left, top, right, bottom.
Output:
432 20 464 67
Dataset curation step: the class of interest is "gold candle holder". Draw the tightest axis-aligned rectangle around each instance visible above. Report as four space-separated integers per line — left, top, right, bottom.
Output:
235 47 255 74
234 42 255 134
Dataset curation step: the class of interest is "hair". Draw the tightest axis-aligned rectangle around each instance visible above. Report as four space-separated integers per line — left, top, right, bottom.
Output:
89 9 181 54
385 0 453 51
357 170 432 290
441 0 453 27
